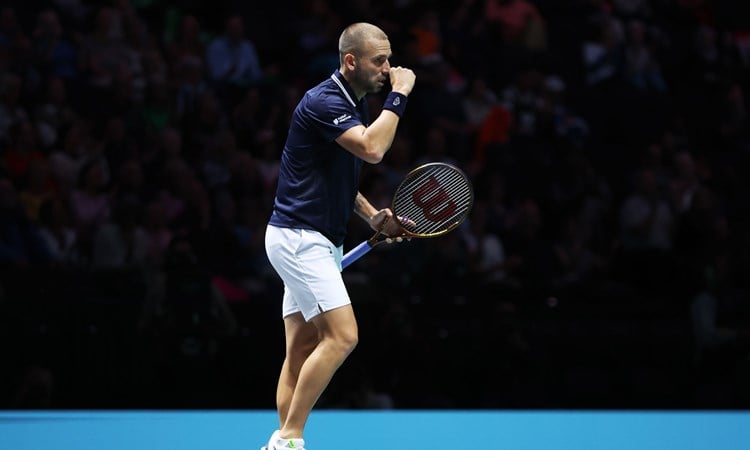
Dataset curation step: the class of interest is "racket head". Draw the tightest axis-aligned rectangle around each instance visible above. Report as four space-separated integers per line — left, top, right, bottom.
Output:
390 162 474 238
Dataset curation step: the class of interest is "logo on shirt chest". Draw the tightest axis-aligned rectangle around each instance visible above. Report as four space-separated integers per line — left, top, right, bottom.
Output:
333 113 351 125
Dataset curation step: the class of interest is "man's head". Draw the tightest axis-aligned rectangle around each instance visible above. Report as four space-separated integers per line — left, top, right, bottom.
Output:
339 23 392 98
226 15 244 42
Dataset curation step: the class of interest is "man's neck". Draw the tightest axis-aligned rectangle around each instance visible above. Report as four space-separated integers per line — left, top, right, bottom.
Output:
340 69 365 100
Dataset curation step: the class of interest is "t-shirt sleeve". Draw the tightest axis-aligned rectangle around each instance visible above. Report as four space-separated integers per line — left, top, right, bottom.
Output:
306 93 363 142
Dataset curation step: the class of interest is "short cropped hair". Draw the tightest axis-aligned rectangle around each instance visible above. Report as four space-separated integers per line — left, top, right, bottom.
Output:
338 22 388 65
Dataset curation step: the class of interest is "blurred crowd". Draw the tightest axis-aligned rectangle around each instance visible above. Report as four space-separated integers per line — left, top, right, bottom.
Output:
1 0 750 409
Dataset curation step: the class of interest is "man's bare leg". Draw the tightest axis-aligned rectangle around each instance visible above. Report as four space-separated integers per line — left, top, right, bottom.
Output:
276 312 318 427
278 305 358 439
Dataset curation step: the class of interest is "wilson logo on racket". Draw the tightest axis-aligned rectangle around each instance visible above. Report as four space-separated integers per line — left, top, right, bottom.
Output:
411 175 457 222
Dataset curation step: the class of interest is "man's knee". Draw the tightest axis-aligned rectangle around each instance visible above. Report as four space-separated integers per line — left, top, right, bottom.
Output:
329 328 358 357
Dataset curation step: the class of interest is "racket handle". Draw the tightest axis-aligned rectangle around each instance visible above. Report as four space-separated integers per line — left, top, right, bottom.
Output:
341 241 372 270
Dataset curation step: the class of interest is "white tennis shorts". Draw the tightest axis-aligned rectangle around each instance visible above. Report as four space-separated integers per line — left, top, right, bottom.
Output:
264 224 350 321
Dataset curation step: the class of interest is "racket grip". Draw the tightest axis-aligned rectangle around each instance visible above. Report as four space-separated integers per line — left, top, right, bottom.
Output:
341 241 373 270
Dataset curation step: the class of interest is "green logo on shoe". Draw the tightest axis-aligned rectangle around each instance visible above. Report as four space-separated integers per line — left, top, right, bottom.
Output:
288 441 296 449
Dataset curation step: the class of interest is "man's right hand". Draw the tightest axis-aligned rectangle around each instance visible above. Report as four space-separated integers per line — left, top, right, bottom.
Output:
388 66 416 96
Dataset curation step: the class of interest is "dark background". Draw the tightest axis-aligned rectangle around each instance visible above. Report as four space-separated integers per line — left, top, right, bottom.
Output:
1 0 749 410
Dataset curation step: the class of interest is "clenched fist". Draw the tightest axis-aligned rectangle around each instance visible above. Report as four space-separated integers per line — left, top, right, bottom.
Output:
388 66 416 96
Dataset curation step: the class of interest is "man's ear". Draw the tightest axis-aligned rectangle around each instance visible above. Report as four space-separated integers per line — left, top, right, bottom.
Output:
345 53 356 71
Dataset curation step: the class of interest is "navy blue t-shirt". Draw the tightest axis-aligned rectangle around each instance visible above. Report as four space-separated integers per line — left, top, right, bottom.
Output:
269 70 370 246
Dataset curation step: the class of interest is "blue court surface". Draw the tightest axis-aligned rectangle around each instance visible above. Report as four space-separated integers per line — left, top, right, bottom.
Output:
2 410 749 450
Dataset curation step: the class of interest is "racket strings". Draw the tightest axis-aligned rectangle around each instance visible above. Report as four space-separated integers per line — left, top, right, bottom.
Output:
394 166 473 236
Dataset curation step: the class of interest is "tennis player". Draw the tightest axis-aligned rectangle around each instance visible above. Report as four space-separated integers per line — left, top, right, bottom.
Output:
261 22 416 450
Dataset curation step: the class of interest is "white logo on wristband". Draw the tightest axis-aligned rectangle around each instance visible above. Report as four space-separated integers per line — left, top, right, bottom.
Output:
393 97 401 106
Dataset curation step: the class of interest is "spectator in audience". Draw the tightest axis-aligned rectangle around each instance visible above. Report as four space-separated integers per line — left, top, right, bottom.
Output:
717 81 748 146
37 196 78 265
462 76 499 130
180 90 225 163
501 196 543 285
0 73 29 147
410 9 443 64
33 76 76 151
200 128 238 191
140 81 174 135
623 19 667 92
165 14 206 72
18 158 56 223
669 150 702 214
617 166 676 288
91 195 148 269
31 9 79 82
100 116 139 175
2 120 46 186
253 129 281 199
500 68 544 137
47 118 93 195
69 157 112 255
463 200 521 288
414 125 459 167
230 86 279 150
141 198 172 266
113 158 148 205
549 212 606 292
582 15 624 87
485 0 547 54
0 176 51 267
0 6 23 49
296 0 342 82
174 55 209 121
205 14 263 99
79 6 135 90
619 166 674 253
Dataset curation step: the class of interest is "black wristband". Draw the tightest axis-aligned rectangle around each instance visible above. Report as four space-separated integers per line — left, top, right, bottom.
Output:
383 91 408 117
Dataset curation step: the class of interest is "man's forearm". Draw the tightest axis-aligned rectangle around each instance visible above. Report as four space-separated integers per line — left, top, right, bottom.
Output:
354 192 378 223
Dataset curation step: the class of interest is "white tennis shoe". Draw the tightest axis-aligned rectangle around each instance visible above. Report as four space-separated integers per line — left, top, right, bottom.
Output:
261 430 306 450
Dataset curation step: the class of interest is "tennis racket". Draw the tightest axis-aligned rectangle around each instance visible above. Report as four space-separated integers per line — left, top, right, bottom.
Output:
342 162 474 269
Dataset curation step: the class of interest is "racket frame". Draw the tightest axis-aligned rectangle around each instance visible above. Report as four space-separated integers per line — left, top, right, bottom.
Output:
341 162 473 269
